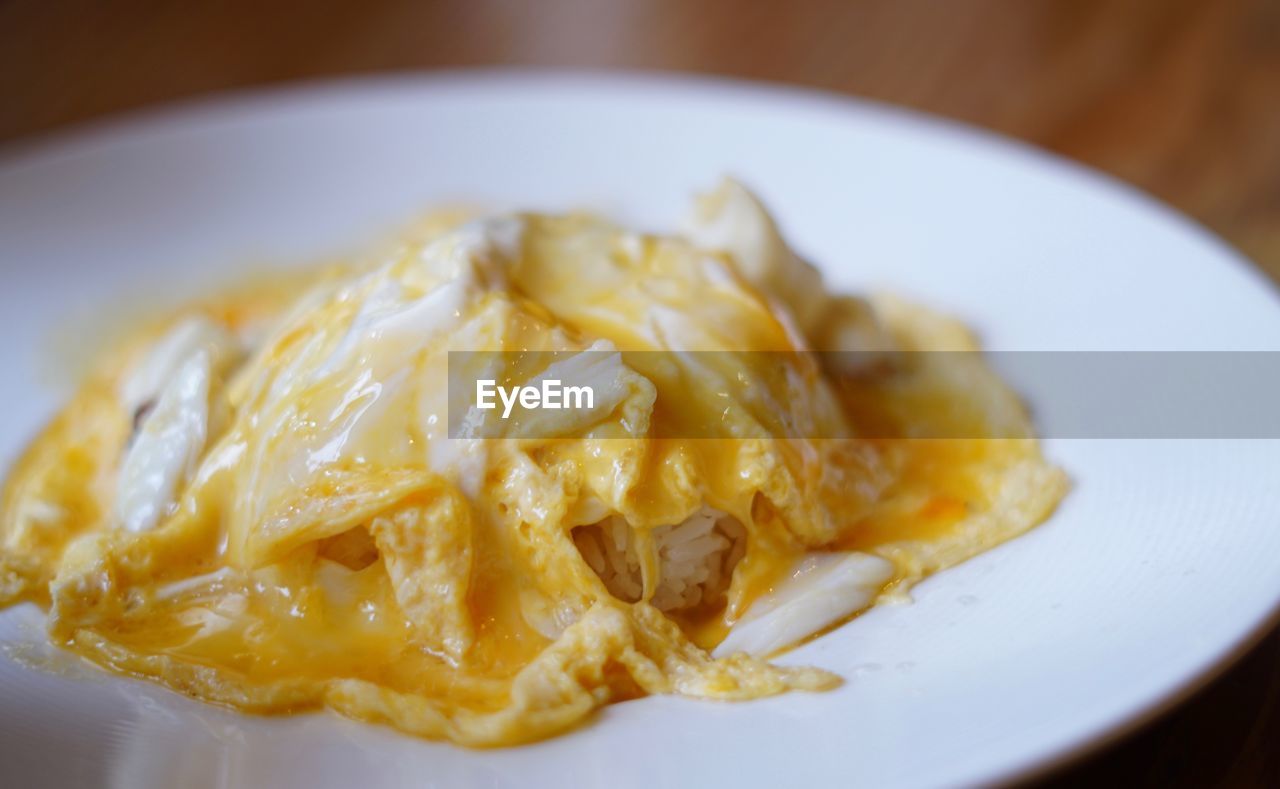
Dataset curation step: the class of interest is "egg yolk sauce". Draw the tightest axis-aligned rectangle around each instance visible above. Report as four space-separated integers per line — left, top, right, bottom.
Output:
0 181 1066 745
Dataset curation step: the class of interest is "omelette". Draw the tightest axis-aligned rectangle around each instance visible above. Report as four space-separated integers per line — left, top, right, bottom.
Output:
0 180 1067 746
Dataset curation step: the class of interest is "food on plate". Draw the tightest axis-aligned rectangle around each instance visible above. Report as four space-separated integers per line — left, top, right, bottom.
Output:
0 179 1067 745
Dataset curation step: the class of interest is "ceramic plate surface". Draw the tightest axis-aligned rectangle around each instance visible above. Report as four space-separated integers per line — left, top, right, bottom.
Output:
2 72 1279 788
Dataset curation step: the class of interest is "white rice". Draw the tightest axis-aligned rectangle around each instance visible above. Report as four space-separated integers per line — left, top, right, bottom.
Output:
574 506 746 611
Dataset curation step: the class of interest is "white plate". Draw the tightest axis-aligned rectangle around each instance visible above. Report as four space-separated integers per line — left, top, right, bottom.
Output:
2 72 1280 789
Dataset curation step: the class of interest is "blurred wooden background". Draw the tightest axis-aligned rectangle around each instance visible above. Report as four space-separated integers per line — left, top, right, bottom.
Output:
1 0 1279 784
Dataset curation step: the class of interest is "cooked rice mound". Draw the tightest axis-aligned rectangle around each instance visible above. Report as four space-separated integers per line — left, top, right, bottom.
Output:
574 507 747 611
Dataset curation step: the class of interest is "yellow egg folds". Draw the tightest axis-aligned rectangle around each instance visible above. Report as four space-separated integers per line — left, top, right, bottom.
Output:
0 180 1067 745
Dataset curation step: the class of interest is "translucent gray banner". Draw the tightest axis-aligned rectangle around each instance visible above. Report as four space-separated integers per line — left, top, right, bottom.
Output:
446 351 1280 439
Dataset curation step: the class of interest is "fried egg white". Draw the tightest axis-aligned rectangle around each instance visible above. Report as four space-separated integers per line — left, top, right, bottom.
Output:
0 180 1067 745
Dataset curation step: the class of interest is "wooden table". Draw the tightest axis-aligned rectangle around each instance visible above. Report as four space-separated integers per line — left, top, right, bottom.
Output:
2 0 1278 783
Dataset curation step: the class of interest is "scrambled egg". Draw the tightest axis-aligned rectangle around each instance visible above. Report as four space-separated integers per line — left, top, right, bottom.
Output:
0 180 1067 745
